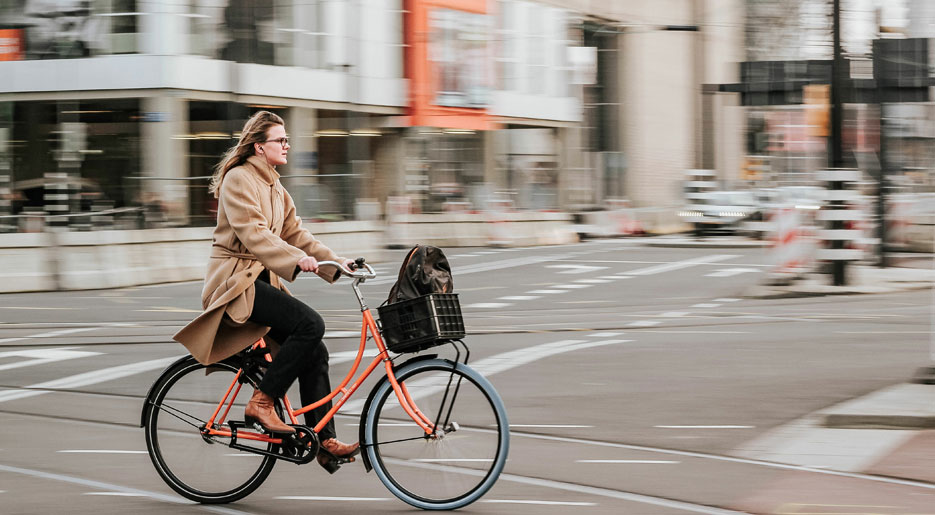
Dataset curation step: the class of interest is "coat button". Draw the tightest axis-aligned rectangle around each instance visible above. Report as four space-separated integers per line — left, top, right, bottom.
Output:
246 272 252 277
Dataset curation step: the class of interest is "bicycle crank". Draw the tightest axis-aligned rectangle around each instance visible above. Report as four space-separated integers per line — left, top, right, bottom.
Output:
226 421 320 464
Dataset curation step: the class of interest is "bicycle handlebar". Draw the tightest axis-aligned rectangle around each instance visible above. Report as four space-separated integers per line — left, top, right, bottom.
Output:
318 259 377 280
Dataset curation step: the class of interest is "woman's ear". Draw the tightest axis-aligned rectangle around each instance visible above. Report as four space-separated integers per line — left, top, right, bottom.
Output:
254 142 263 155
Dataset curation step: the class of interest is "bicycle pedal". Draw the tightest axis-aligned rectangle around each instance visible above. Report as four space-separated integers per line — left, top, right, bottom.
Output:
319 457 341 474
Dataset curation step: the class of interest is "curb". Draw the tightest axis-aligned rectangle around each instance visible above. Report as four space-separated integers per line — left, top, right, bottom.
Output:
819 383 935 430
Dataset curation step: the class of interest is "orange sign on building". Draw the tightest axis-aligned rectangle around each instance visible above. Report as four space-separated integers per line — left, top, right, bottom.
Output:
404 0 496 131
0 29 24 61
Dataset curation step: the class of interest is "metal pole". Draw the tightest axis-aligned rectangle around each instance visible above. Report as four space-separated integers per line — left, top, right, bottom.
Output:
871 37 888 268
829 0 846 285
877 104 889 267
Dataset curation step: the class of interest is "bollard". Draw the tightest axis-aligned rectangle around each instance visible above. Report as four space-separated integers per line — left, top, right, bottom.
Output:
815 169 864 286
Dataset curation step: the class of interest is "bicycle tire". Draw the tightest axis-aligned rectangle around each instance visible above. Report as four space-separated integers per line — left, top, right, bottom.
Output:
143 356 277 504
363 358 509 510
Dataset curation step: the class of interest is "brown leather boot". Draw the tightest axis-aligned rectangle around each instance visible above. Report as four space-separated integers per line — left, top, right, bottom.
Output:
244 389 295 434
317 438 360 473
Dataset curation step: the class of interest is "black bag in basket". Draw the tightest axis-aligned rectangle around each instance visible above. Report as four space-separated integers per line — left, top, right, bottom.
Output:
379 245 464 353
386 245 453 304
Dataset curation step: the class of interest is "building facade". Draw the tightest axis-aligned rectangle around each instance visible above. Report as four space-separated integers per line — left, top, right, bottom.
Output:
0 0 745 230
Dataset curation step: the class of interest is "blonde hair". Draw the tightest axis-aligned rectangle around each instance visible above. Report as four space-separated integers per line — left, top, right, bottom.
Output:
208 110 285 197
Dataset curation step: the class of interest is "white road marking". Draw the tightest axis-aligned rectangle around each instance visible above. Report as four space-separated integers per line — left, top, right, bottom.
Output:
276 496 390 502
361 252 579 286
481 500 597 506
58 450 147 454
714 298 742 303
627 321 660 327
0 356 181 404
622 254 739 276
411 458 495 462
655 425 754 429
329 349 379 365
552 284 592 289
661 312 690 318
545 264 609 274
386 458 746 514
0 464 251 514
527 289 566 294
342 339 630 413
508 431 935 492
0 327 99 345
575 279 614 284
705 268 760 278
470 340 629 378
588 332 623 337
83 492 149 497
499 295 540 301
692 303 720 308
135 306 203 313
577 460 680 464
509 424 593 428
0 306 78 310
465 303 512 309
0 348 101 372
323 330 360 338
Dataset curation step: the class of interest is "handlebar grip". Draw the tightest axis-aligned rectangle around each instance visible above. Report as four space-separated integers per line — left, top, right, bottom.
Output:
352 257 366 270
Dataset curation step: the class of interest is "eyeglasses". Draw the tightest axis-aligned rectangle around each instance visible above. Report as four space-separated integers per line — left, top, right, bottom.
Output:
265 137 289 146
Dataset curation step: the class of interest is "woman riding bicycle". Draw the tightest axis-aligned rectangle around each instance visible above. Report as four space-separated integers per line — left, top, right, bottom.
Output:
173 110 359 470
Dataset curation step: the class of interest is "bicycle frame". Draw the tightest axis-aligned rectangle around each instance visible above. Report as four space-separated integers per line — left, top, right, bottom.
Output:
200 266 437 445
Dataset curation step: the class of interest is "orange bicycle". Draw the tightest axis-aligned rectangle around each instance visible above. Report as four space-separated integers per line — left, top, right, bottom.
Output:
141 259 509 510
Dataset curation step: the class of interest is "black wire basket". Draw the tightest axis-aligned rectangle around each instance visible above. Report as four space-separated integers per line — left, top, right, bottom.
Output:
377 293 465 353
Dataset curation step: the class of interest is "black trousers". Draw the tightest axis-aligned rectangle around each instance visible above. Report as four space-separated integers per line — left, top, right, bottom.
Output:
248 277 336 440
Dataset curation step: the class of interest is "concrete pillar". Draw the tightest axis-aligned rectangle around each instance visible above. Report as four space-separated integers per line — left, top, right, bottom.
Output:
141 96 189 224
374 131 404 204
140 1 188 55
620 1 695 208
703 0 745 186
286 106 317 177
282 106 317 219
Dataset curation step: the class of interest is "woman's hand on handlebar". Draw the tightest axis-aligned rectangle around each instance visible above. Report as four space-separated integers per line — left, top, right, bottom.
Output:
297 256 319 273
341 258 357 272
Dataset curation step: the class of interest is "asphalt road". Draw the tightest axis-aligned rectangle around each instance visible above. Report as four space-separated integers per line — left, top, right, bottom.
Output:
2 237 934 514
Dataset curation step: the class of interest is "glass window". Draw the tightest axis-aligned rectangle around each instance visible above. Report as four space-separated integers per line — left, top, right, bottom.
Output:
0 0 141 59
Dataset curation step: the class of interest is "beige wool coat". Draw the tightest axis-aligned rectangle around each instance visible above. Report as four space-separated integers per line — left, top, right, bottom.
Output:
174 155 344 365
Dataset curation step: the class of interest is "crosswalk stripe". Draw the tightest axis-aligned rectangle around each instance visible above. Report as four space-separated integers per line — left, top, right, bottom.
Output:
0 356 181 403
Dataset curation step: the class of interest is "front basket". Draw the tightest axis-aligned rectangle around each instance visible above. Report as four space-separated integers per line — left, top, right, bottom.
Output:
377 293 465 353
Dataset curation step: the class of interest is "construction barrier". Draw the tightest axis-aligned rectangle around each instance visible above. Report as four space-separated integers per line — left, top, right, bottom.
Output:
767 206 817 279
486 199 515 247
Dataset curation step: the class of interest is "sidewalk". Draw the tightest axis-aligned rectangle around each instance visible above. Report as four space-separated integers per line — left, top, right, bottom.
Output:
734 379 935 485
744 264 935 299
734 259 935 484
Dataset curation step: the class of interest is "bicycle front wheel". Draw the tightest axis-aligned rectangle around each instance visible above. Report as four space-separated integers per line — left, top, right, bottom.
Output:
364 358 509 510
143 356 277 504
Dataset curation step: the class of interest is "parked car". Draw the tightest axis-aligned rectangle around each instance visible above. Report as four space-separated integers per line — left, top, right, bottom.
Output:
680 190 760 236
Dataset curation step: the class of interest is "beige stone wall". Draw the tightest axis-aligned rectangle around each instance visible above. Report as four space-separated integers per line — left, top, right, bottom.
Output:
530 0 746 208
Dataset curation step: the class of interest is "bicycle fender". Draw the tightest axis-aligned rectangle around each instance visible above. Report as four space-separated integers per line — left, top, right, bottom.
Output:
358 354 438 473
140 355 195 427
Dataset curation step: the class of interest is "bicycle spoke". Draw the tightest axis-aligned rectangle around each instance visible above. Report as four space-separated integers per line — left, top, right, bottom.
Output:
144 357 277 504
150 401 206 430
365 359 509 510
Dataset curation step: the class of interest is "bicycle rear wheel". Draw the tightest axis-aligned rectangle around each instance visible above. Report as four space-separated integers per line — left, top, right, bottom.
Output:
143 356 277 504
363 358 509 510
